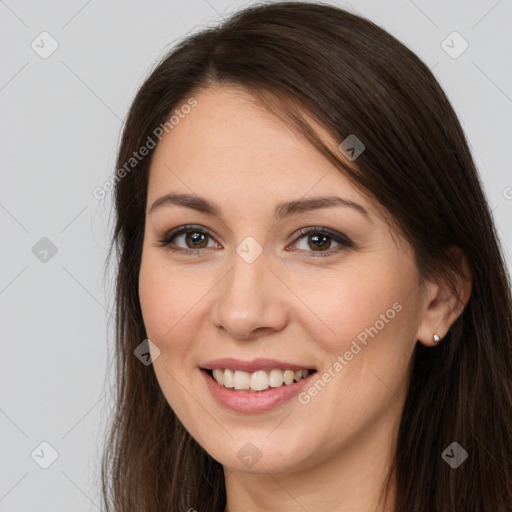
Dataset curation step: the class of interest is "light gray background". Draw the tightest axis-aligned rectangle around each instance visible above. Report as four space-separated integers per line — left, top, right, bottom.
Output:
1 0 511 510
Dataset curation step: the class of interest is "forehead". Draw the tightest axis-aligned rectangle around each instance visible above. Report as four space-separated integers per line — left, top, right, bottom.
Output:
147 85 374 217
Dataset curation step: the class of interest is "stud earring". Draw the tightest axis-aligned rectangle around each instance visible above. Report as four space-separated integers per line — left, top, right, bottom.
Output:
433 333 441 344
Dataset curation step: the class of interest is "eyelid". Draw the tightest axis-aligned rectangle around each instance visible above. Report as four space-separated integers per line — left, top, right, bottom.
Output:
157 224 218 251
157 224 353 257
293 226 352 246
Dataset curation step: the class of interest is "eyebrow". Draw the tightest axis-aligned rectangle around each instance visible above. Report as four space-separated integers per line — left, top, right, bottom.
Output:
149 192 372 222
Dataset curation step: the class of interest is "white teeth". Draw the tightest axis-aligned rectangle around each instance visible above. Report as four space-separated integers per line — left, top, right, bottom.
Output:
268 368 284 387
233 370 251 390
283 369 294 385
213 369 224 386
250 370 269 391
210 367 311 391
223 369 234 388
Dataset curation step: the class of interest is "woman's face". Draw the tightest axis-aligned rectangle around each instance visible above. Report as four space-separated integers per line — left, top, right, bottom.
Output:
139 85 429 474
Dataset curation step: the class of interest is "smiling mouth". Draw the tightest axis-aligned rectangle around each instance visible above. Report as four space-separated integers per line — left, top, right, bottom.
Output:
203 368 317 392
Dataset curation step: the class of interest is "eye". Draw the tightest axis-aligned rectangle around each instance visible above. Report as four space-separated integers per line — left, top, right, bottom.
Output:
157 225 353 257
157 225 219 255
288 226 353 258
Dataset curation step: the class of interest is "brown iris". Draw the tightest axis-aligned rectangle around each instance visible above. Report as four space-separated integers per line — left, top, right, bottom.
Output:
185 231 209 249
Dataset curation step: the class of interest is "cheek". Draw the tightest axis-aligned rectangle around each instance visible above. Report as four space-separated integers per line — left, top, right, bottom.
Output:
138 255 204 415
139 252 194 338
138 251 219 367
303 267 416 400
298 266 404 353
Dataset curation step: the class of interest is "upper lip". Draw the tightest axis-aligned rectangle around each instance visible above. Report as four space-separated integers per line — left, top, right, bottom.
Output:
200 358 316 373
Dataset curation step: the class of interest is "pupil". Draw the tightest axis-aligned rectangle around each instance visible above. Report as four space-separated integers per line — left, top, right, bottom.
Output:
187 232 207 248
310 234 330 251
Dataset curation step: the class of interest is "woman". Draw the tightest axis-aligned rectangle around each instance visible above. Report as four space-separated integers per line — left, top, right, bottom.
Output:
101 2 512 511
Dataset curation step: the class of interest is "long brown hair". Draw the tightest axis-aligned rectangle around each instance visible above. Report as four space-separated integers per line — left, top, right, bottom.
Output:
101 2 512 510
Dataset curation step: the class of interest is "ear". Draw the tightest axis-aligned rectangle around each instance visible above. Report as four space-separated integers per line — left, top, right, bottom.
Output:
416 246 472 347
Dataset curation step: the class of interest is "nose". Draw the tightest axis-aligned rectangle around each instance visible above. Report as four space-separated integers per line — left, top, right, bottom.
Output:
212 246 288 341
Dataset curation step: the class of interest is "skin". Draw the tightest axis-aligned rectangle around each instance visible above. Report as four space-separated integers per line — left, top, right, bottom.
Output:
138 84 470 511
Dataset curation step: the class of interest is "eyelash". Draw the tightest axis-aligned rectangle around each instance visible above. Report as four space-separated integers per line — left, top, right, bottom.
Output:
157 224 353 258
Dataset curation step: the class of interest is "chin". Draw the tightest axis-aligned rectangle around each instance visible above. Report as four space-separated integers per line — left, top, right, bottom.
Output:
197 432 314 475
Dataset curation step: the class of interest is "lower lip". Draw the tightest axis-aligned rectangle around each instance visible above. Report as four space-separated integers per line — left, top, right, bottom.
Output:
201 369 314 413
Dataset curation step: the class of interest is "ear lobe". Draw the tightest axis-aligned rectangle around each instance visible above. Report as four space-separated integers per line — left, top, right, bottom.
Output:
416 246 472 347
